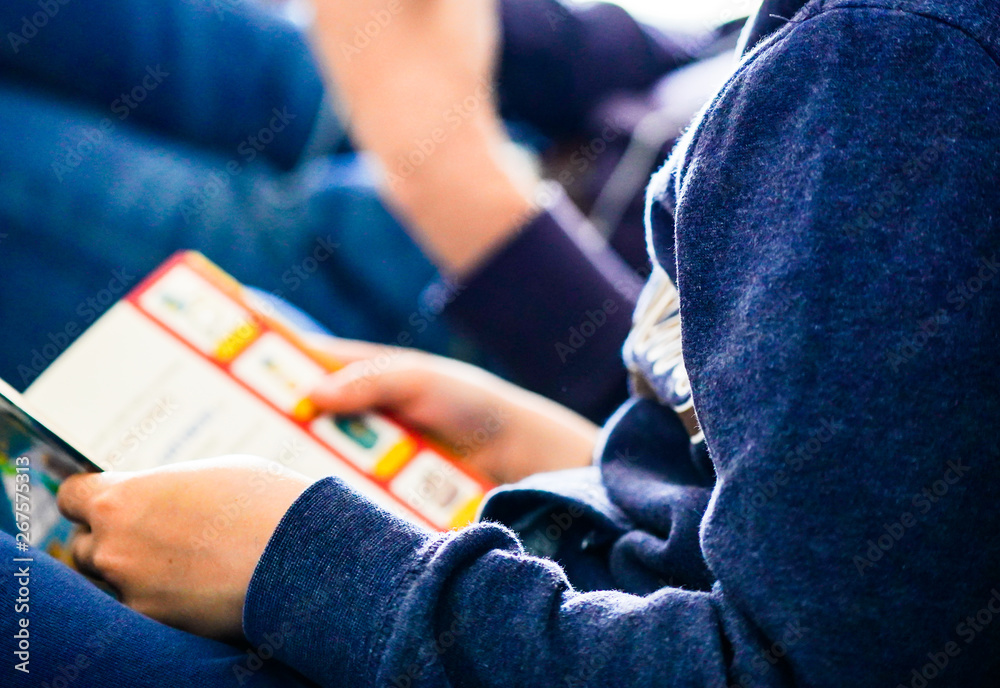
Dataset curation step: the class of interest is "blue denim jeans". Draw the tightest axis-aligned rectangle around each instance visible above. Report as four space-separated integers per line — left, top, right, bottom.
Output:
0 76 457 390
1 532 316 687
0 0 468 391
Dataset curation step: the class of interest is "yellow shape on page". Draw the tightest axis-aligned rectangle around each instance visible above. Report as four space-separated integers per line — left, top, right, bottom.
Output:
448 495 484 530
215 320 262 362
373 437 418 480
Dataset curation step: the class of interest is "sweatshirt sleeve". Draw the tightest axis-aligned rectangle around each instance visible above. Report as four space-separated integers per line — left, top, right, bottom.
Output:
663 2 1000 684
244 478 736 688
441 186 642 423
497 0 696 138
245 5 1000 688
0 0 326 170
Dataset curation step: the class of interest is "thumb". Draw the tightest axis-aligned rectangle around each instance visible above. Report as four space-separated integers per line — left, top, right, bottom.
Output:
57 471 128 525
308 355 430 416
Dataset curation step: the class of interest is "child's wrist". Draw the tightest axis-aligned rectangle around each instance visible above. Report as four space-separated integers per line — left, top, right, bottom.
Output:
379 119 541 276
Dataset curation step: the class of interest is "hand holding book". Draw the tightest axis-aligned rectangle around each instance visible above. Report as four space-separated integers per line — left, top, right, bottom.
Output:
50 326 597 642
58 457 311 642
24 252 500 533
1 251 598 641
306 336 598 487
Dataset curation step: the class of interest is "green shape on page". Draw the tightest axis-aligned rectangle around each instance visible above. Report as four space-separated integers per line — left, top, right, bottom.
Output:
335 416 379 449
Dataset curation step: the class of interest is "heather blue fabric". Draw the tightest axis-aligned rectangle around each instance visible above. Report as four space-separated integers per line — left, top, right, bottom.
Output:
240 1 1000 687
0 4 705 685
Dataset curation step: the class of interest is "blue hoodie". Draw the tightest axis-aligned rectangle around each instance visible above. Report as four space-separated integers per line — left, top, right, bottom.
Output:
244 1 1000 686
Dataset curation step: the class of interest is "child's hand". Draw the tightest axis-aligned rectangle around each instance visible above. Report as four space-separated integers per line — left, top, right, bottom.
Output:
307 337 598 486
311 0 537 276
56 457 311 641
313 0 501 160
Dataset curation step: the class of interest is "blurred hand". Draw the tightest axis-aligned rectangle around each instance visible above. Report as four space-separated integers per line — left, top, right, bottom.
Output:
308 337 598 486
312 0 538 276
313 0 501 158
57 457 311 641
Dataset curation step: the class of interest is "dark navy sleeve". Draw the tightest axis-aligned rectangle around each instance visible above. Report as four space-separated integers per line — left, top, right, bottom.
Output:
442 187 643 423
497 0 696 138
665 1 1000 684
244 4 1000 688
245 477 735 688
0 0 326 170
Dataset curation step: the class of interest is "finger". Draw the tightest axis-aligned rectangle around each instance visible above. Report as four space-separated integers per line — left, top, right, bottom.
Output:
302 335 407 368
57 473 108 525
308 356 429 415
70 529 100 578
68 527 121 595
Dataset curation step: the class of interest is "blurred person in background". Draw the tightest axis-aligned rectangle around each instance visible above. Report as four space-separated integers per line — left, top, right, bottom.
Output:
0 0 738 425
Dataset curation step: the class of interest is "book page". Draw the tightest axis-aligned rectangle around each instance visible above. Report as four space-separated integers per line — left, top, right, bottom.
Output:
24 252 491 532
0 378 99 561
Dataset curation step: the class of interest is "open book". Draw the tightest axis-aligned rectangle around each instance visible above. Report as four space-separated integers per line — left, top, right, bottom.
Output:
1 252 492 560
0 377 101 562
